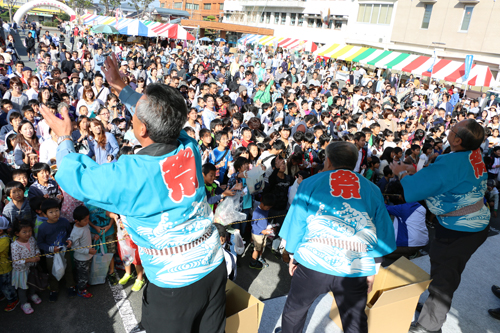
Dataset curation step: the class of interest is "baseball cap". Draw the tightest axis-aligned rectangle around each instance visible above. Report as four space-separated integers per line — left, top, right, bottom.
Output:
120 61 128 66
22 67 32 72
0 216 9 230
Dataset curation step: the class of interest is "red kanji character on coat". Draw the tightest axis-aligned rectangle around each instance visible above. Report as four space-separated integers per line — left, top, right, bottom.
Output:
160 147 199 203
469 148 486 179
330 170 361 199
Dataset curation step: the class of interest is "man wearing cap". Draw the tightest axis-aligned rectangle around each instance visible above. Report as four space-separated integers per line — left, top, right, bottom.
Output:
450 88 460 107
390 119 490 333
94 47 108 75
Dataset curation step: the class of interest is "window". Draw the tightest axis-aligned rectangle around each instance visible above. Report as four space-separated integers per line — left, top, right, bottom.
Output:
160 3 165 8
225 13 232 20
290 13 296 25
204 4 211 10
186 3 199 10
330 20 342 30
421 4 433 29
307 18 314 27
298 14 304 26
219 3 223 10
266 12 271 24
460 6 474 32
281 13 287 25
357 4 393 25
173 2 182 9
316 19 322 28
275 12 280 24
260 13 265 23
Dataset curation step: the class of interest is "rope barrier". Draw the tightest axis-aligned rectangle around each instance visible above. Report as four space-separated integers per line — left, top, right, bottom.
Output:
0 215 288 264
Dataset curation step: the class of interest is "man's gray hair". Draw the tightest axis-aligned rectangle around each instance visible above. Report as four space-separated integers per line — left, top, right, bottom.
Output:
135 83 187 144
325 141 359 171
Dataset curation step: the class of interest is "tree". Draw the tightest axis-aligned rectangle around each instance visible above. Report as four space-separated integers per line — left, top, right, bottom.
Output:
67 0 93 16
128 0 154 19
99 0 121 16
4 0 19 23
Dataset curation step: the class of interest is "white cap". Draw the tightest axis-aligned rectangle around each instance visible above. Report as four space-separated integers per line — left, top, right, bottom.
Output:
0 216 9 230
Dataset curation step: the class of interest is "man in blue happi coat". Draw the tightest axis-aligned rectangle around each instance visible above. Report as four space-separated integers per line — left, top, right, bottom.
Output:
41 54 226 333
391 119 490 333
278 141 397 333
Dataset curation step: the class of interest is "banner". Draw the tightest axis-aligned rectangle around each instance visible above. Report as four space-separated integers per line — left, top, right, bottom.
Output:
463 54 474 81
426 50 437 74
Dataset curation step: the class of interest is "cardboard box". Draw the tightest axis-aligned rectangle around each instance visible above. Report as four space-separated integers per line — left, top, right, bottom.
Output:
329 257 431 333
226 280 264 333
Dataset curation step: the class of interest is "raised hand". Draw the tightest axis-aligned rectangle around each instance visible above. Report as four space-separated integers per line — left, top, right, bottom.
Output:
40 104 72 138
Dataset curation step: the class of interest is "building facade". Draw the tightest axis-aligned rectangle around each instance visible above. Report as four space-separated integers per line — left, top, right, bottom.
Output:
391 0 500 67
222 0 398 47
160 0 225 21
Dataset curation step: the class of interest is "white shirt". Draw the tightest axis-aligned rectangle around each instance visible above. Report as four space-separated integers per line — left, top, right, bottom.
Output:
92 86 110 106
26 88 39 101
39 138 58 165
392 205 429 247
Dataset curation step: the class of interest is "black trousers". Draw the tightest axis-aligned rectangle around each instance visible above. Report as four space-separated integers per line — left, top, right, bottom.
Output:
418 226 488 331
282 264 368 333
141 262 227 333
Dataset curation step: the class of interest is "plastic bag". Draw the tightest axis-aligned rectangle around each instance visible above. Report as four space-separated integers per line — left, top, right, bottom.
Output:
246 166 265 194
89 234 114 285
213 192 247 226
116 224 135 267
52 252 66 281
233 230 245 255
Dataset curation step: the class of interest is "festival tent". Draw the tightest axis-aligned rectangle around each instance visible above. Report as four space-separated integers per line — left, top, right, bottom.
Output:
314 43 495 86
150 23 195 40
278 38 318 53
118 20 156 37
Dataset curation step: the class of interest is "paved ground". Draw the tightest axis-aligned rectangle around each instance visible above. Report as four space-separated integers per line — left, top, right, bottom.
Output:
1 28 499 332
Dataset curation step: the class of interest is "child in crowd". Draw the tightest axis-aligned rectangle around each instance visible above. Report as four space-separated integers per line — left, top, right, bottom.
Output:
10 219 42 314
250 193 276 269
116 215 145 292
214 223 237 280
208 131 232 185
3 181 32 225
12 169 29 196
365 156 380 182
70 205 97 298
28 163 63 201
29 196 46 239
0 216 19 312
36 199 75 302
87 204 118 285
203 163 241 212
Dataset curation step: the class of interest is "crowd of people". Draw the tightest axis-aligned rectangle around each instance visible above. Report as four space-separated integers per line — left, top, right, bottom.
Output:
0 22 495 333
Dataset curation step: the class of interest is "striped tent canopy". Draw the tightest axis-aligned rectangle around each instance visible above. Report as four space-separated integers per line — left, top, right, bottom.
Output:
237 34 266 44
151 23 195 40
278 38 318 53
258 36 281 46
314 43 495 87
118 20 156 37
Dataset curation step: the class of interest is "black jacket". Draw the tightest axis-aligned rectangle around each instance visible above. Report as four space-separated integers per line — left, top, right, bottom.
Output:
25 37 35 49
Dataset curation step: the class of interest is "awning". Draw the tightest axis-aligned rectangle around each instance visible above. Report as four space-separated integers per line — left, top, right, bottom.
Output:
118 20 156 37
278 38 318 52
151 23 195 40
261 37 282 46
315 43 343 58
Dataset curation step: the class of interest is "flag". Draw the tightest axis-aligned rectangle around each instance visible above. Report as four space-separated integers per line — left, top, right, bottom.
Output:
463 54 474 81
426 50 437 74
115 9 119 28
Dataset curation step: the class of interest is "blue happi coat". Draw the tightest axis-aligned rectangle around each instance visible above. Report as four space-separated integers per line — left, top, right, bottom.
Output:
56 86 223 288
401 149 490 232
279 169 396 277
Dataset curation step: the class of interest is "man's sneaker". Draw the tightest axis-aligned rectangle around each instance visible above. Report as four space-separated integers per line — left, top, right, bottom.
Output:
21 303 34 315
49 291 58 303
4 299 19 312
68 287 77 298
249 259 263 270
77 289 93 299
131 279 145 292
108 273 118 286
258 258 269 268
30 294 42 305
119 273 132 285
